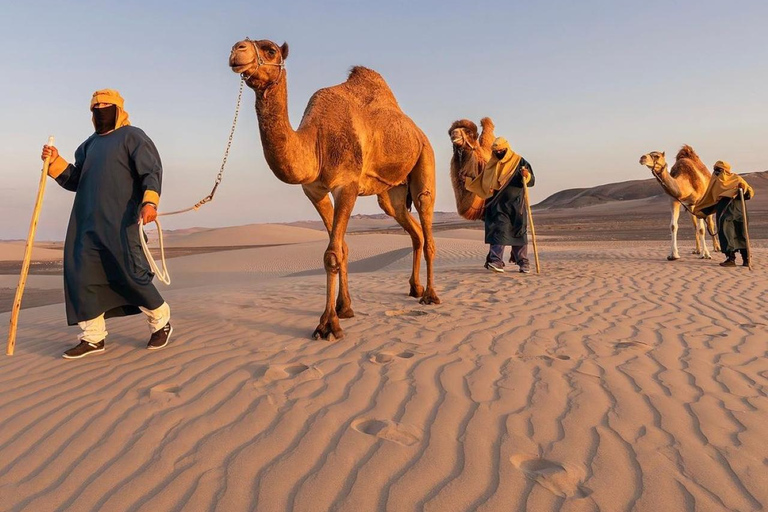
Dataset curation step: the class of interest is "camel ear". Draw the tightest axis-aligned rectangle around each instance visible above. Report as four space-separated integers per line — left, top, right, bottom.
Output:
662 151 665 157
280 42 289 60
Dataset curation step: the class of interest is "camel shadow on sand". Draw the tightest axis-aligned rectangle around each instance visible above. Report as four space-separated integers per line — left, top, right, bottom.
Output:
285 247 412 278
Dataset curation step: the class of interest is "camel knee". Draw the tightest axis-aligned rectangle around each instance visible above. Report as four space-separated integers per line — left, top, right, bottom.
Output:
324 249 341 274
414 190 434 211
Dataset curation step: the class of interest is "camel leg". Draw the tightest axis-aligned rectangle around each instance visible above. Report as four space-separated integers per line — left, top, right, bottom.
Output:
409 149 441 305
378 186 425 298
691 213 703 255
696 217 712 259
708 214 721 252
668 200 681 261
313 184 358 340
303 187 354 318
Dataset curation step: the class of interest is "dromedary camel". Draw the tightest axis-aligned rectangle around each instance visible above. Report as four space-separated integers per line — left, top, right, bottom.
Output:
448 117 496 220
639 145 720 260
229 38 440 340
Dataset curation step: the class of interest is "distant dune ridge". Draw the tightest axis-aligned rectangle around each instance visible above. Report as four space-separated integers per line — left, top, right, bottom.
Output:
535 170 768 210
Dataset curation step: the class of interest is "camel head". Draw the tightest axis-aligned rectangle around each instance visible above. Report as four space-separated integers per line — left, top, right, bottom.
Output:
229 38 289 92
449 120 480 155
639 151 666 174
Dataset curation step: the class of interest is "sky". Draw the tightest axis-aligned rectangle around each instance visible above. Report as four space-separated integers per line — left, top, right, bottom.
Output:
1 0 766 240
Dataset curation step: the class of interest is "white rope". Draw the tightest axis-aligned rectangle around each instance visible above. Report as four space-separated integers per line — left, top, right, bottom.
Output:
139 219 171 285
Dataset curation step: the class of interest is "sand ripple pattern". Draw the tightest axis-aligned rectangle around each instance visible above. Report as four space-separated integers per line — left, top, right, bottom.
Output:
0 241 766 511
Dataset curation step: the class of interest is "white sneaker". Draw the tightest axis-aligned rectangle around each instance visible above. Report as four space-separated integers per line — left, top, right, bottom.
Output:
485 262 505 273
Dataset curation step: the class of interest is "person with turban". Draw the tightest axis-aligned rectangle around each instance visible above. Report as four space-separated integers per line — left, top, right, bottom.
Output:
465 137 535 273
693 160 755 267
40 89 173 358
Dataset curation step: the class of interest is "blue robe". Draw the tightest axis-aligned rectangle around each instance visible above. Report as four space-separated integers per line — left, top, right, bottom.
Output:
54 126 165 325
484 158 535 246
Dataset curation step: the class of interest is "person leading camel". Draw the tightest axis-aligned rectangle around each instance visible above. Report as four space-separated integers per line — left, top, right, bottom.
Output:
465 137 535 273
693 161 754 267
41 89 173 358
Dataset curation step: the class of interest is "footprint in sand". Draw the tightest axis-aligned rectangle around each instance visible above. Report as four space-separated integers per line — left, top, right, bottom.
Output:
614 340 652 352
369 350 416 364
510 454 591 499
352 418 422 446
147 384 181 402
384 309 429 318
250 363 322 382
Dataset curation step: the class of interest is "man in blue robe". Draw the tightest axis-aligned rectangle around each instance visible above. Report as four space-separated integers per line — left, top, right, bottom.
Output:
41 89 173 359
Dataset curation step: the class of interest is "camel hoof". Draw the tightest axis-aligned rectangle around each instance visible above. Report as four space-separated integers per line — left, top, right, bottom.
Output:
409 285 425 298
419 289 441 305
667 255 680 261
336 306 355 319
700 254 712 260
312 317 344 341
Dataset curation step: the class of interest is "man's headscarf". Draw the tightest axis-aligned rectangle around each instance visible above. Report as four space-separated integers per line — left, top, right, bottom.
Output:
464 137 522 199
692 160 755 217
90 89 130 131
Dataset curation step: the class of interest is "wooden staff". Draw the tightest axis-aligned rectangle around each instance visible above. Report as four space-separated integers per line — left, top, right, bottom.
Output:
739 188 753 271
7 136 54 356
522 167 541 274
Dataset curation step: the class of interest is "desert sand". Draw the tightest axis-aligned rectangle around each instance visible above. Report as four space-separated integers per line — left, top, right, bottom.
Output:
0 222 766 512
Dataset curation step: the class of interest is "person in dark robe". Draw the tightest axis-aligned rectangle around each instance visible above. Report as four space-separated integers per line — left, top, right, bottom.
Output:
692 160 755 267
41 89 173 359
465 137 535 273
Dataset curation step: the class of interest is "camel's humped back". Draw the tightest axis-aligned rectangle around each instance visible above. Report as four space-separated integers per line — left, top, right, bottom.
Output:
672 144 710 180
342 66 400 108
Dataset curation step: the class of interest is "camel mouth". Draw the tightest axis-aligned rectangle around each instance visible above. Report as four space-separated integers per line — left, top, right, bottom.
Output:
230 62 253 74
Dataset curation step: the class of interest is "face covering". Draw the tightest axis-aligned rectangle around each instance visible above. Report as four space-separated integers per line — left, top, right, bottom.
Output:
93 105 117 134
494 149 507 159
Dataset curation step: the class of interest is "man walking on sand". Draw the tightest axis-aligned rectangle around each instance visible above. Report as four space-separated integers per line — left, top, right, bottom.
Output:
693 160 755 268
465 137 535 273
41 89 173 359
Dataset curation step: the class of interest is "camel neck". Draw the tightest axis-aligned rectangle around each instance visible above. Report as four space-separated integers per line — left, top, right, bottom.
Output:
254 77 318 185
655 165 682 198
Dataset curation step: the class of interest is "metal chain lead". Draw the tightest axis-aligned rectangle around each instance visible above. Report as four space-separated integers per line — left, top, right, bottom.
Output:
160 77 245 216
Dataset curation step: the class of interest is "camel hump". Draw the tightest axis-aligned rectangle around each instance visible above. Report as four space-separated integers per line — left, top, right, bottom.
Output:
676 144 700 161
344 66 399 106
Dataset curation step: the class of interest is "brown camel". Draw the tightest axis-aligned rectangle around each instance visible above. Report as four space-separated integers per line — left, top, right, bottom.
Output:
639 145 720 260
448 117 496 220
229 38 440 340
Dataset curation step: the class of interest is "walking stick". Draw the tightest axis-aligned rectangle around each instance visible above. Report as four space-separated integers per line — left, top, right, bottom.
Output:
7 136 54 356
522 168 541 274
739 188 753 271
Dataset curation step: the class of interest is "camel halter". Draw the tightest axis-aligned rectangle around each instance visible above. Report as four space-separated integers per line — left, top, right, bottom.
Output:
240 38 286 96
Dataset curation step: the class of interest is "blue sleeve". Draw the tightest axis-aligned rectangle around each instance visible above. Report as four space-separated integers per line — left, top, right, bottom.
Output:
54 142 87 192
129 129 163 203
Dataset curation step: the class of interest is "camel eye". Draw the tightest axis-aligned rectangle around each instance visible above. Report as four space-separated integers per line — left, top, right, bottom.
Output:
267 48 277 56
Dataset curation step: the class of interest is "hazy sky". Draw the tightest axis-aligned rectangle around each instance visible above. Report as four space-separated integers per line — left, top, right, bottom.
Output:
1 0 766 240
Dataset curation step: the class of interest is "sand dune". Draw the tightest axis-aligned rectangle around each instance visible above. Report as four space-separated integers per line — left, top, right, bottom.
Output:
0 235 766 511
158 223 329 247
0 242 63 262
